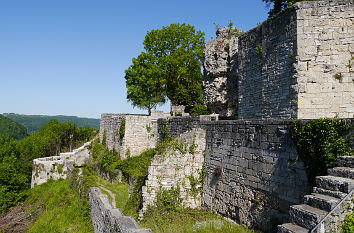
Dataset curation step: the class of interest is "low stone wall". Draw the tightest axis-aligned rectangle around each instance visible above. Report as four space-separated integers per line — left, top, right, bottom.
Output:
31 141 91 188
89 187 152 233
141 128 206 215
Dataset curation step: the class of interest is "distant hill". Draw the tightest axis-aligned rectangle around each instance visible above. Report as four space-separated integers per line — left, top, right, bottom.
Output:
3 113 100 134
0 115 29 140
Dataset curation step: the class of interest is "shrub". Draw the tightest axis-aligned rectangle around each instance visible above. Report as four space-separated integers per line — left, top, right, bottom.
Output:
190 105 209 116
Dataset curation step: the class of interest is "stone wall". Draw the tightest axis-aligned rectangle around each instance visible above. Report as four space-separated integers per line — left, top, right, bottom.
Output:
203 0 354 119
100 111 165 159
161 117 308 232
89 187 152 233
202 120 308 232
296 0 354 119
31 141 91 188
141 128 206 215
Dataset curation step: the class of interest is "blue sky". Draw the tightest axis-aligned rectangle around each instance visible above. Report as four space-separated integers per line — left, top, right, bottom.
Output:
0 0 270 118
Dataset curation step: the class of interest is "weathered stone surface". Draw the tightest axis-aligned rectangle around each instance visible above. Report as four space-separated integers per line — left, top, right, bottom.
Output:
89 187 152 233
328 167 354 179
316 175 354 193
338 156 354 168
31 141 92 188
303 193 340 211
100 111 165 159
277 223 308 233
141 128 206 215
203 0 354 119
289 204 328 229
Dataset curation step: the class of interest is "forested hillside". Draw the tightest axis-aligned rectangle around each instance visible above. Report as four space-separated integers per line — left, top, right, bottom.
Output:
0 115 28 140
0 120 97 213
3 113 100 134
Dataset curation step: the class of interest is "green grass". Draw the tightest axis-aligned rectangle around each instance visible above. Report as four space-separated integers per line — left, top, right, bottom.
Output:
94 176 130 209
140 207 259 233
26 179 93 233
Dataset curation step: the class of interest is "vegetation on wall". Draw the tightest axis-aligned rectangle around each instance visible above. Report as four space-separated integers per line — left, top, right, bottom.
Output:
262 0 319 16
189 105 210 116
290 118 353 185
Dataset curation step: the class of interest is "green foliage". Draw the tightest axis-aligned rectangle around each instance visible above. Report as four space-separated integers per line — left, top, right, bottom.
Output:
26 179 93 233
125 52 166 114
342 212 354 233
154 186 182 211
0 114 28 140
262 0 318 16
102 129 107 146
334 73 343 81
189 105 210 116
119 120 126 140
3 113 100 134
256 44 263 56
141 207 259 233
125 23 205 111
0 120 97 213
290 119 352 185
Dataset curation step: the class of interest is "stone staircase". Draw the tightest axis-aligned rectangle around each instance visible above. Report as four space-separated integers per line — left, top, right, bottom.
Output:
278 156 354 233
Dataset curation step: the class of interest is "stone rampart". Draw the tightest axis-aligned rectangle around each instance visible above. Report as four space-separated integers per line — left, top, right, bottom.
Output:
100 111 165 159
31 141 91 188
141 128 206 215
89 187 152 233
160 117 308 232
204 0 354 119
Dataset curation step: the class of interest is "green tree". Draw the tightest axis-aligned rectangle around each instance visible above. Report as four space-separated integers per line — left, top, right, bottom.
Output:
125 52 166 115
125 23 205 113
263 0 316 16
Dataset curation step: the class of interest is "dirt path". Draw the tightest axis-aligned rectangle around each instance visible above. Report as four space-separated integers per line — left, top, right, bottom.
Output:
100 186 116 208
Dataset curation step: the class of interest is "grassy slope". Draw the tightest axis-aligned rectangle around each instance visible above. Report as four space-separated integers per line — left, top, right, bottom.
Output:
3 113 100 134
26 179 93 233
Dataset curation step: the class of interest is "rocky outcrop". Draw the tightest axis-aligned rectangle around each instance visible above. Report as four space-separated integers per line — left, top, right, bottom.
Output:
203 27 240 117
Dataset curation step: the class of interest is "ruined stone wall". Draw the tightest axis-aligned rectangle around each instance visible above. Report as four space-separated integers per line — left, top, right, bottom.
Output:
100 111 164 159
141 128 206 215
31 141 91 188
296 0 354 119
203 0 354 119
161 117 308 232
89 187 152 233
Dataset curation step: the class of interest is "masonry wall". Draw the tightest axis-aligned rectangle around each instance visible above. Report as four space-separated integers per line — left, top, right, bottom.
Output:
31 142 91 188
141 128 206 215
161 118 308 232
203 0 354 119
296 0 354 119
100 112 164 159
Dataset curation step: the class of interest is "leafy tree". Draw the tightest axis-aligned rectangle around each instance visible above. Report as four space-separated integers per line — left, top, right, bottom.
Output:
0 114 28 140
125 23 205 114
263 0 316 16
125 52 166 115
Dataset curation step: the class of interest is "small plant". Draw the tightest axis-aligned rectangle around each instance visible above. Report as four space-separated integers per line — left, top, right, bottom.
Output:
102 129 107 146
146 124 152 133
57 164 64 174
256 44 263 56
119 120 126 140
334 73 343 81
189 104 209 116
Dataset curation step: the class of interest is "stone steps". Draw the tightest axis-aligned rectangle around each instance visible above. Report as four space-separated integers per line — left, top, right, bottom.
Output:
289 204 328 229
303 193 340 211
338 156 354 168
328 167 354 179
277 223 309 233
312 186 347 199
278 156 354 233
316 175 354 193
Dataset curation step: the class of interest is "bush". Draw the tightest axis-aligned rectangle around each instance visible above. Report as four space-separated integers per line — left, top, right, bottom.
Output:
291 119 352 185
342 213 354 233
189 105 209 116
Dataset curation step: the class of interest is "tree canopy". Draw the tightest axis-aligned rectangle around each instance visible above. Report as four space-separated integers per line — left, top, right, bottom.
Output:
263 0 315 16
125 23 205 114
